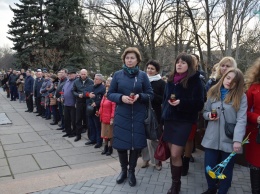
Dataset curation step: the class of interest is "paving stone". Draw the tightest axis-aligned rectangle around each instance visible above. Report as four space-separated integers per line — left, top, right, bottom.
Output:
33 151 67 169
19 132 43 142
0 166 11 177
0 125 34 135
8 155 40 174
47 139 73 150
0 134 22 144
6 145 53 157
0 158 7 167
3 140 47 151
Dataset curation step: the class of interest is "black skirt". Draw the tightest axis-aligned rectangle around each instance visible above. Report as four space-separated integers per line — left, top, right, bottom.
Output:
163 120 192 146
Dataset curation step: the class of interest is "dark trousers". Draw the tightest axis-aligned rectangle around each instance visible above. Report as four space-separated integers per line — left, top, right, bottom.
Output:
64 106 76 135
35 97 43 114
51 105 59 122
75 102 86 137
88 115 102 144
45 105 51 119
204 148 236 194
58 102 65 128
25 91 33 111
10 85 18 100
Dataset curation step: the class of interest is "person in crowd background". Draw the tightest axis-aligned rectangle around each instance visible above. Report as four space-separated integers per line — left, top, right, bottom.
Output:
73 69 94 142
56 69 68 131
61 69 77 138
48 74 59 125
206 57 236 91
8 69 18 101
201 68 247 194
244 58 260 194
85 74 106 148
108 47 153 187
24 69 35 113
141 59 165 171
40 72 52 119
34 69 44 116
16 74 25 103
161 53 204 194
99 77 116 155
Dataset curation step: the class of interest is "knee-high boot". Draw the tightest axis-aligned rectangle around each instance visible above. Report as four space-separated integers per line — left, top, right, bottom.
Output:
181 156 190 176
128 149 139 187
167 164 182 194
250 169 260 194
116 150 128 184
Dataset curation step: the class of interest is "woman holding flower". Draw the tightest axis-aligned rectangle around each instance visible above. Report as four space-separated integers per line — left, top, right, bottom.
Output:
201 68 247 194
245 58 260 194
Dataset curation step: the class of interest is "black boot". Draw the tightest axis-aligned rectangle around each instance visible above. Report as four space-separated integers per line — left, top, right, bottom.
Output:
128 149 139 187
167 165 182 194
106 146 113 156
181 156 190 176
250 169 260 194
101 145 108 155
116 150 128 184
201 189 217 194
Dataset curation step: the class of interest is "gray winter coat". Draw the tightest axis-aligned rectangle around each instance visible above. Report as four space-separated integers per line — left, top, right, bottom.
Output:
201 94 247 153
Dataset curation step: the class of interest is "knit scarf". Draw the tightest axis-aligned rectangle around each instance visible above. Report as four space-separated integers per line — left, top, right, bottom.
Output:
173 72 188 84
123 64 139 77
220 86 229 100
148 74 161 82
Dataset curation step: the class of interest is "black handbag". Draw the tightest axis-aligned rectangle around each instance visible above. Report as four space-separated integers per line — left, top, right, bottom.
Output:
144 95 159 141
222 102 235 139
86 104 95 116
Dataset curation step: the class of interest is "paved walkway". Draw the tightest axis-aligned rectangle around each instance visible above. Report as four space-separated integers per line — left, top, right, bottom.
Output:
0 89 251 194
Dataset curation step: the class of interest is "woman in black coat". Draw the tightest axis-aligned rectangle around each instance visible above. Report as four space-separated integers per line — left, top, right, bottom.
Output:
141 60 165 171
162 53 204 194
107 47 153 187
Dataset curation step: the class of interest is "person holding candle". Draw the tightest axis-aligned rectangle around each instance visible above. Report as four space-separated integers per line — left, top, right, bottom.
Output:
201 68 247 194
107 47 153 187
244 58 260 194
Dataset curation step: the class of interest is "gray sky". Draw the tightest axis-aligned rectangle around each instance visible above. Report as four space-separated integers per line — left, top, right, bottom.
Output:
0 0 18 48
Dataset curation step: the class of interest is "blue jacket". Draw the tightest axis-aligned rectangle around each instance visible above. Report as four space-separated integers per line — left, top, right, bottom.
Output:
161 72 204 123
40 78 52 97
24 75 34 93
108 70 153 150
84 83 106 109
62 78 76 106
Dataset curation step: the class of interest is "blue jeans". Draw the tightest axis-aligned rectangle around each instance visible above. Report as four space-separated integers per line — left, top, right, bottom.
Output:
204 148 236 194
88 115 102 144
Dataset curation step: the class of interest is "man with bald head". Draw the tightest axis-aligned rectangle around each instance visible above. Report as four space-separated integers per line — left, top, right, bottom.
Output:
73 69 94 142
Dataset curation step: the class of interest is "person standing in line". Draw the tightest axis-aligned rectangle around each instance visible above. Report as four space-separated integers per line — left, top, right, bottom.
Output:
56 69 68 130
8 70 18 101
161 53 204 194
85 74 106 148
141 60 165 171
61 69 77 138
34 70 44 116
73 69 94 142
108 47 153 187
99 77 116 155
24 70 35 112
244 58 260 194
201 68 247 194
16 74 25 103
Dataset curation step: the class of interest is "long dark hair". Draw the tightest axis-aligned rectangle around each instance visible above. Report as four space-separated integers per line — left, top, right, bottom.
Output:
168 53 195 88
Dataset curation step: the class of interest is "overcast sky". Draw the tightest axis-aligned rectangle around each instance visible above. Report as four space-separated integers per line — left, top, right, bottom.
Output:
0 0 18 48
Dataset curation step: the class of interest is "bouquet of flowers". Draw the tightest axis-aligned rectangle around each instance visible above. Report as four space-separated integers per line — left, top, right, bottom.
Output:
206 133 250 180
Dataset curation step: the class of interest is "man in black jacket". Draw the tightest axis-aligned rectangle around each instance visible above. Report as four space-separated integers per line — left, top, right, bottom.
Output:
8 70 18 101
24 70 35 112
72 69 94 142
34 70 44 116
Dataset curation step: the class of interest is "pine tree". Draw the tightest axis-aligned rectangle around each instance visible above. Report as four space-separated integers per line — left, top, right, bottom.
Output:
45 0 89 70
7 0 45 69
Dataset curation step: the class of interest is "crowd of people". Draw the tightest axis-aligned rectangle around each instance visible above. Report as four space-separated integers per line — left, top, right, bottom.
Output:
0 48 260 194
